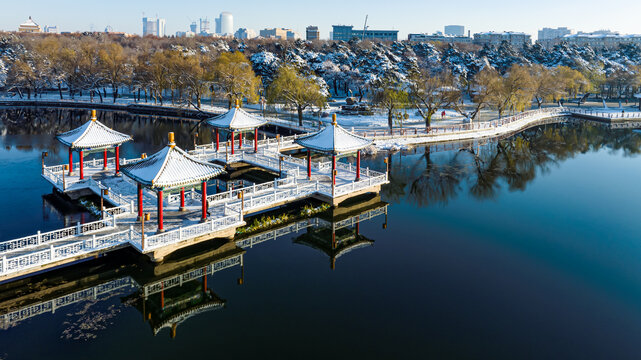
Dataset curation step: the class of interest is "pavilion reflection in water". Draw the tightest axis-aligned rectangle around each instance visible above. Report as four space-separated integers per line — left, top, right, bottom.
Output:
0 200 388 338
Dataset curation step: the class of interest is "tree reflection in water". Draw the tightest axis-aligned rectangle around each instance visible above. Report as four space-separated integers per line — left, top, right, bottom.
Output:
385 120 641 206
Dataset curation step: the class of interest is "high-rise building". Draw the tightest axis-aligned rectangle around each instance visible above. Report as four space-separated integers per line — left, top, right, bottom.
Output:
538 27 572 41
190 22 197 34
219 12 233 35
444 25 465 37
306 26 320 41
142 16 165 37
199 18 211 35
235 28 257 39
18 16 41 33
156 18 166 37
331 25 398 41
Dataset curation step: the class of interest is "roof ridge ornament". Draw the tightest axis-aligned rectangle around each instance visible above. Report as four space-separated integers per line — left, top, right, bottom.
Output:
235 99 240 108
332 113 337 126
91 109 97 122
168 132 176 148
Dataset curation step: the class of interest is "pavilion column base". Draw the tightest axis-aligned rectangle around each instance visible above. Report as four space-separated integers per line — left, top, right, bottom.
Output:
200 218 208 223
102 167 108 171
156 229 165 234
179 207 187 212
137 216 142 222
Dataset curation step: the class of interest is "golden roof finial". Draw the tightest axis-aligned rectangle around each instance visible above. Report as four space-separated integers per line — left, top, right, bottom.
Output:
91 109 97 121
332 113 337 126
168 132 175 148
235 99 240 108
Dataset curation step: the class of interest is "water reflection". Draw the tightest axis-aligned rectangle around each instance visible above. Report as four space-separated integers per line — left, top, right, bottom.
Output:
383 120 641 206
0 202 388 339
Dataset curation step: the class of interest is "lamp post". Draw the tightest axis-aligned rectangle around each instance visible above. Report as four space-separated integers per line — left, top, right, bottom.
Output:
62 164 68 191
237 190 245 214
141 212 150 250
41 151 48 175
100 188 109 218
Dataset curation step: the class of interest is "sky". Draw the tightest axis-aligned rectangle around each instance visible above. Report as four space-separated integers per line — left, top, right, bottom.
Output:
1 0 640 40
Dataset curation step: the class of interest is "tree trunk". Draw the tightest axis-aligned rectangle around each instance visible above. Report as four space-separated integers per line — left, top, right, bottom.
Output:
333 79 337 95
26 88 31 100
197 94 201 108
387 108 393 130
58 83 63 100
98 90 103 103
297 106 304 126
113 86 118 103
103 88 107 98
425 113 432 128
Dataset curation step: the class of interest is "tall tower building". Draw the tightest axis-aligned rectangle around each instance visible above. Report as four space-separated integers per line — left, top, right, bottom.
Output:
199 18 210 35
214 12 233 35
157 18 166 37
190 22 197 33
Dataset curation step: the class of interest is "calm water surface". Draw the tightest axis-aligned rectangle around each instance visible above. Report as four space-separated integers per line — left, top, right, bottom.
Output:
2 108 641 359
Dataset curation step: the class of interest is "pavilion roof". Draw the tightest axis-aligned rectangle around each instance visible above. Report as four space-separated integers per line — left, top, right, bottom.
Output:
121 135 225 189
294 115 372 155
206 106 267 131
56 115 132 150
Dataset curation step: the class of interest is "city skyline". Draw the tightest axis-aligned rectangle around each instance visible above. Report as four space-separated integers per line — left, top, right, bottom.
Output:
1 0 640 40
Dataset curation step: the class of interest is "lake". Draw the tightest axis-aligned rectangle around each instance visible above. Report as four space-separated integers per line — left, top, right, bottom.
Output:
1 107 641 359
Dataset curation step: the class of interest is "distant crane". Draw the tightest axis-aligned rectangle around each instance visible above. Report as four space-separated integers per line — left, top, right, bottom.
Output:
361 15 368 41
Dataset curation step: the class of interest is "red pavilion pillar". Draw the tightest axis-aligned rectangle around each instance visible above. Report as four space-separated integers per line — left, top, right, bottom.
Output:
307 150 311 179
115 146 120 175
201 181 207 221
254 128 258 153
79 150 84 180
356 150 361 181
68 148 73 175
179 187 186 211
103 149 108 170
231 130 235 155
157 189 164 232
137 183 143 221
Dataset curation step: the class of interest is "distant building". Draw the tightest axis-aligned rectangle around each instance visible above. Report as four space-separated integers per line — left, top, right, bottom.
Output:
306 26 320 41
259 28 299 40
176 31 196 38
218 12 233 35
331 25 398 41
408 33 472 44
235 28 257 39
190 22 197 34
473 31 532 47
18 16 41 33
538 30 641 49
157 18 166 37
44 25 59 34
538 27 572 41
444 25 465 37
142 16 165 37
199 18 211 35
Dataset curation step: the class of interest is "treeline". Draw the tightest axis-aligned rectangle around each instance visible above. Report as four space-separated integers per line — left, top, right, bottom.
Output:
1 33 641 129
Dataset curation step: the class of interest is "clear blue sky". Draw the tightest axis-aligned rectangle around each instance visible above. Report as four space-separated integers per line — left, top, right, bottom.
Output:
1 0 640 40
